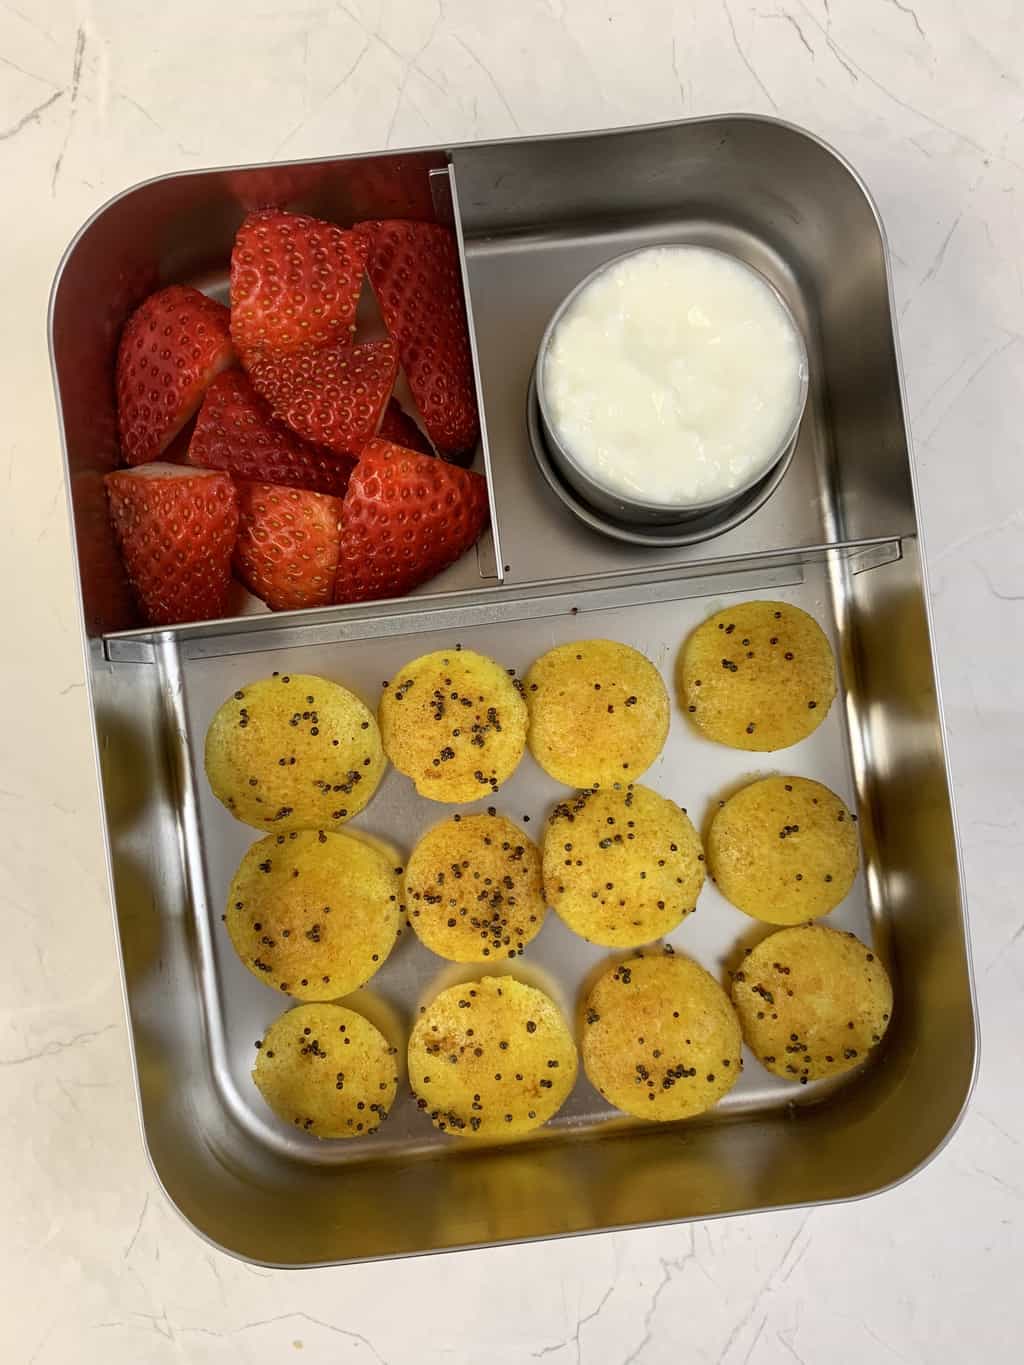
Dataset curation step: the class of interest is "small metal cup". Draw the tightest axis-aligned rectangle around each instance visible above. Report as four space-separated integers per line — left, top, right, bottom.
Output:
534 245 809 536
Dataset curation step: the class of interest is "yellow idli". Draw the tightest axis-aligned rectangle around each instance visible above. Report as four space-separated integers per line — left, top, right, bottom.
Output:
253 1003 398 1138
543 784 704 947
524 639 669 787
205 672 385 832
404 813 546 962
582 951 743 1120
732 924 892 1082
379 649 527 802
226 829 400 1000
408 976 577 1138
678 601 836 751
707 776 858 924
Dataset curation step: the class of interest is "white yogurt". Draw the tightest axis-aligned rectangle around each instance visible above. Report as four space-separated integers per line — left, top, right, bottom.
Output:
542 246 806 508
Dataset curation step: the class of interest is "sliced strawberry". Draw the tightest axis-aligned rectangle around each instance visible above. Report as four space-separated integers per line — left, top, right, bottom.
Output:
106 465 238 625
244 338 397 458
186 370 355 497
72 469 139 633
234 482 343 612
333 438 489 604
357 219 480 458
230 209 369 356
116 286 235 465
377 397 432 455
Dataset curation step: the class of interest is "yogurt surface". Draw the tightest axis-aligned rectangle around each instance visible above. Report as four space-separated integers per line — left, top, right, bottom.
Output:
541 246 806 507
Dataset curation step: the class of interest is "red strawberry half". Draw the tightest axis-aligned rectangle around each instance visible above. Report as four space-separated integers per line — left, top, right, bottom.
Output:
357 219 480 459
186 370 355 497
106 465 239 625
72 469 139 633
234 482 343 612
230 209 369 356
333 438 489 604
377 397 432 455
116 285 235 465
245 338 397 458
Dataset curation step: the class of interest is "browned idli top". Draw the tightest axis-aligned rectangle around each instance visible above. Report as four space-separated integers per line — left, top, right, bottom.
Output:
543 784 704 947
408 976 577 1139
253 1003 398 1139
226 829 400 1000
379 649 527 802
583 950 743 1120
678 601 836 751
404 813 546 962
205 672 384 832
707 776 859 924
525 639 669 787
732 924 893 1083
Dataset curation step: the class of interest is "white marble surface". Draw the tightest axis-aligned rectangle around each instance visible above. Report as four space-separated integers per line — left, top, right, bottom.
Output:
2 1 1022 1360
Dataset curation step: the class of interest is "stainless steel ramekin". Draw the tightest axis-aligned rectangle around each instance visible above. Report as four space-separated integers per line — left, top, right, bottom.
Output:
534 245 809 534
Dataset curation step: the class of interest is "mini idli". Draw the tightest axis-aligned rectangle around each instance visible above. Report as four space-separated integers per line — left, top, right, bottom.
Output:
731 924 892 1083
524 639 669 787
205 672 385 832
404 813 547 962
678 601 836 751
707 776 858 924
253 1002 398 1138
582 951 743 1120
408 976 577 1138
226 829 400 1000
379 649 527 802
543 784 704 947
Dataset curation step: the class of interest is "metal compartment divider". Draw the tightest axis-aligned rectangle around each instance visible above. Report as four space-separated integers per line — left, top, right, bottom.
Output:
101 537 902 664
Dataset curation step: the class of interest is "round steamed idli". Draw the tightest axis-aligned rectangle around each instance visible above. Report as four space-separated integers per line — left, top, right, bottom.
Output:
379 649 528 802
707 776 859 924
524 639 669 787
253 1002 398 1138
226 829 400 1000
731 924 892 1082
404 812 547 962
543 784 704 947
678 601 836 751
582 950 743 1120
205 672 385 832
408 976 577 1138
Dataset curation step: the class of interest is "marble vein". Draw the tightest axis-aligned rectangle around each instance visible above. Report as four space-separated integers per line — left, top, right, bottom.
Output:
620 1228 701 1364
884 0 925 40
50 24 85 194
452 35 523 132
0 51 60 87
531 1281 615 1361
236 1313 389 1362
122 1194 149 1261
3 1 60 47
721 0 778 109
0 89 63 142
0 1022 116 1067
776 1330 811 1365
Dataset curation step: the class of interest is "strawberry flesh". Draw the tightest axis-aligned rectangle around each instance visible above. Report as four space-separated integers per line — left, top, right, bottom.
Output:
186 370 354 496
106 464 239 625
377 397 433 455
230 209 369 356
116 285 235 465
245 338 397 458
357 220 480 458
333 438 489 604
234 481 344 612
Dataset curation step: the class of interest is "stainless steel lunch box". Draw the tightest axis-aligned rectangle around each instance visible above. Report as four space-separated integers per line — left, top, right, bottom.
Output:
50 116 976 1268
